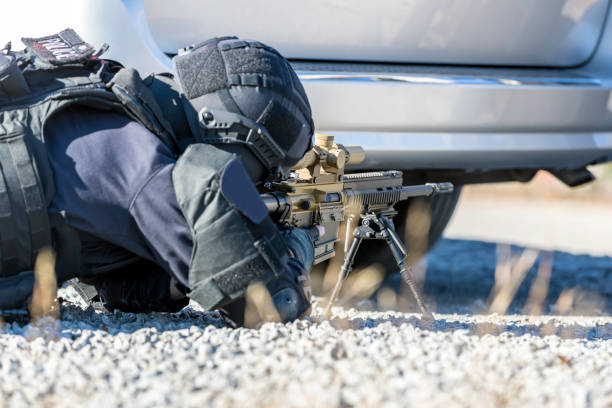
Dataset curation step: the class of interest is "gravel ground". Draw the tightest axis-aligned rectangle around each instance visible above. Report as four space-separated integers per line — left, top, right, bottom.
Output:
1 238 612 408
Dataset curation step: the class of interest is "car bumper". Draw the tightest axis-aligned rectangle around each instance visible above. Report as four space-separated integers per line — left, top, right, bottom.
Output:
335 132 612 171
295 62 612 171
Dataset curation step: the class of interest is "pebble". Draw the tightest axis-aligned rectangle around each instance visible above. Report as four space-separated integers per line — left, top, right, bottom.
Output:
0 239 610 407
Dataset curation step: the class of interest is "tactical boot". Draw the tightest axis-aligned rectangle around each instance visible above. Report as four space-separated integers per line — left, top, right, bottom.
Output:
71 260 189 313
96 267 189 313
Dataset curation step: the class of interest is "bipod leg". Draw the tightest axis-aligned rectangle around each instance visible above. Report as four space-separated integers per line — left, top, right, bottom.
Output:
325 235 363 316
381 218 434 321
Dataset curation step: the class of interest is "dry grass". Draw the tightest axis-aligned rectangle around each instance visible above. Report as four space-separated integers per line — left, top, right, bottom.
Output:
488 245 539 315
25 248 61 341
376 287 398 310
555 289 576 315
29 247 59 321
478 245 539 336
336 264 385 306
244 281 281 328
403 199 431 267
523 251 553 315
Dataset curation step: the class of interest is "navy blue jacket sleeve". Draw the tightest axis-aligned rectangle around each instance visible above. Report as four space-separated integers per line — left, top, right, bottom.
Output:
45 105 192 287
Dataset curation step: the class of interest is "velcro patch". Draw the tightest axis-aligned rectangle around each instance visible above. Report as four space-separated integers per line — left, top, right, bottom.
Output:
21 28 94 65
220 158 268 224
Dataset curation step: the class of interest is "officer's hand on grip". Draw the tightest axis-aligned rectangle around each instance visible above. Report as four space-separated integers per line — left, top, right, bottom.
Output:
262 225 323 323
280 225 324 272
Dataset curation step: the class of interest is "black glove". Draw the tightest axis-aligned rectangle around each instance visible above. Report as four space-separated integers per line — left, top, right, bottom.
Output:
281 226 317 271
265 226 323 322
222 226 321 327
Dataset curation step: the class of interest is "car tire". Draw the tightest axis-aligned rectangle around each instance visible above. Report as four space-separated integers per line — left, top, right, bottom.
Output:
416 185 463 253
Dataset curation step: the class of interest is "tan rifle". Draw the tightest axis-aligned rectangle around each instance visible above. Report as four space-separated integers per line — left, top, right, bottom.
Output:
261 134 453 317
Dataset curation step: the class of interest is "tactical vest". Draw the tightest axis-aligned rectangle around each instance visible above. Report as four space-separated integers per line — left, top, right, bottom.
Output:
0 30 177 309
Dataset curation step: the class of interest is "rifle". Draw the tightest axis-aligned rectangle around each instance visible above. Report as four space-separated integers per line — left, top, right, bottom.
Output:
261 134 453 318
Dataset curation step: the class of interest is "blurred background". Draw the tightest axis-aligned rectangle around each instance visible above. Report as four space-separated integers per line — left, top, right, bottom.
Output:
445 163 612 256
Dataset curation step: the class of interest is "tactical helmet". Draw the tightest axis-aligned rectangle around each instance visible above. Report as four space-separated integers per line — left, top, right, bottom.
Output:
172 37 314 180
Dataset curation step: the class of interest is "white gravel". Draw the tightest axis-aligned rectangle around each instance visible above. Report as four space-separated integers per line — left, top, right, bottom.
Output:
1 238 611 408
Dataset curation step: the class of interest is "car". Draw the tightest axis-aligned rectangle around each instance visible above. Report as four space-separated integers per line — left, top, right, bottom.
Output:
3 0 612 257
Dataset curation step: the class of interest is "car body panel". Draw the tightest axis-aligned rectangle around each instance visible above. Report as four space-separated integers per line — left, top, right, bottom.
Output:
2 0 612 176
143 0 610 67
296 63 612 133
297 61 612 170
339 132 612 171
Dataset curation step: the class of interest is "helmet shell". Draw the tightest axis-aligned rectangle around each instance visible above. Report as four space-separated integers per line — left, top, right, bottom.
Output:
172 37 314 177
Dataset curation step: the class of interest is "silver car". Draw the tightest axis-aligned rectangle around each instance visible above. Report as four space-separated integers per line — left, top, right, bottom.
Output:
4 0 612 251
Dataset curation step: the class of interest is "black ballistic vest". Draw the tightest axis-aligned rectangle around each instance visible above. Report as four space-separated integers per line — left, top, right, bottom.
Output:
0 29 176 309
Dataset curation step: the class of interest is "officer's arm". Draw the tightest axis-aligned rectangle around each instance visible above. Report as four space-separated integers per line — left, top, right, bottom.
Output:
172 143 313 321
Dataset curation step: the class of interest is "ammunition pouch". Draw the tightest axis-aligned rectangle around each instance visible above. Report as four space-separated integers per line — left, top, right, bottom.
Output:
173 143 290 310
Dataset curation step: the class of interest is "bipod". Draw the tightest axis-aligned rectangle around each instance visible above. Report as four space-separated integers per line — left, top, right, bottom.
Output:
325 212 434 320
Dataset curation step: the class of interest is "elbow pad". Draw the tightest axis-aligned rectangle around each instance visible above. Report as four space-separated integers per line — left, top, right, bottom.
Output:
172 143 290 310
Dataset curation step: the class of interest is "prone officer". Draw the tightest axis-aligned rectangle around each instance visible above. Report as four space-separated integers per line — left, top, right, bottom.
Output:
0 31 316 326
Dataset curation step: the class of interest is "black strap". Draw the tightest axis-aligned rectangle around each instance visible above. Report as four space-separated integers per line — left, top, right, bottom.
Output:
0 132 52 276
217 88 244 116
0 165 19 276
48 212 81 283
108 68 178 152
7 135 52 256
